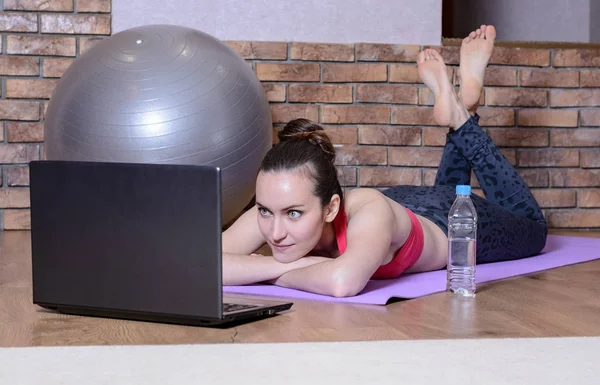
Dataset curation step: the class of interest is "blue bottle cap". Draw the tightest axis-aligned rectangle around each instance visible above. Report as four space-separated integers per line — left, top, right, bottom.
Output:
456 185 471 195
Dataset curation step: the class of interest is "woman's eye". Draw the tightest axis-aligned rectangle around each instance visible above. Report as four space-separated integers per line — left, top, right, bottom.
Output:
288 210 301 219
258 207 270 216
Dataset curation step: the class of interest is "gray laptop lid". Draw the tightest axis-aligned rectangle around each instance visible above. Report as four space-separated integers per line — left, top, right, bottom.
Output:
29 160 224 320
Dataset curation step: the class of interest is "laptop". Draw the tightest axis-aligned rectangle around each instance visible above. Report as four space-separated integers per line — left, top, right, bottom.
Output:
28 160 293 327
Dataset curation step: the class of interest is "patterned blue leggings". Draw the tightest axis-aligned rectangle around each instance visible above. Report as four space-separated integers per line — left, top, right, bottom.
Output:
382 114 548 263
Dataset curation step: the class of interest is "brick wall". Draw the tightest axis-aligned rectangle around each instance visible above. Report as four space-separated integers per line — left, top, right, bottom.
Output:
0 0 110 230
234 41 600 230
1 3 599 230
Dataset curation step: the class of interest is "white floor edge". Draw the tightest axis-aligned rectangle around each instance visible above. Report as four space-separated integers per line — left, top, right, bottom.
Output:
1 336 599 384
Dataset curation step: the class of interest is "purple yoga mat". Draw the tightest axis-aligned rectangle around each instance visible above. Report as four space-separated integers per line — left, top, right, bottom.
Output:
223 235 600 305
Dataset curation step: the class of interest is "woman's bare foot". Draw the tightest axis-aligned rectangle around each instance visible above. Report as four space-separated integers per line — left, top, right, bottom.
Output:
417 49 469 129
459 25 496 114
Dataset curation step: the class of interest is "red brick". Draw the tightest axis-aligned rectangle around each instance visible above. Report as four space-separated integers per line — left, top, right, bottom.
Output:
486 88 547 107
550 169 600 187
0 56 39 76
290 42 354 61
580 149 600 168
517 109 578 127
322 63 387 82
391 106 436 126
40 14 111 35
6 79 58 99
359 126 421 146
580 70 600 87
77 0 111 12
531 189 577 208
553 49 600 67
7 35 76 56
389 64 420 83
334 146 387 166
7 166 30 187
469 172 481 189
355 43 420 62
261 84 285 102
3 209 31 230
456 67 517 86
358 168 421 187
551 129 600 147
337 167 357 186
477 107 515 126
322 125 358 144
389 147 443 167
422 169 438 186
79 37 105 54
4 0 73 11
0 144 40 163
42 102 49 120
425 46 460 65
580 110 600 127
546 210 600 228
501 149 517 165
518 149 579 167
471 189 486 199
256 63 319 82
578 190 600 208
519 69 579 88
484 67 518 86
486 128 549 147
422 127 448 146
0 100 40 121
322 105 390 124
549 90 600 107
270 104 319 124
355 84 418 104
288 84 352 103
7 122 44 143
225 41 287 60
0 12 38 32
42 58 74 78
490 47 551 66
0 189 30 208
520 169 549 187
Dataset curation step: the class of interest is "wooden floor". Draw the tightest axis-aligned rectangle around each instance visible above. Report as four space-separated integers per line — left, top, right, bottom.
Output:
1 230 600 347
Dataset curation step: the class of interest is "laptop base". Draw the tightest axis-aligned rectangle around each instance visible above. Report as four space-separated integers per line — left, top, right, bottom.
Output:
36 302 293 328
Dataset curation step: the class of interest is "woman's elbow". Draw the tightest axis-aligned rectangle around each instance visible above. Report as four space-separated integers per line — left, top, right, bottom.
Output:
329 270 365 298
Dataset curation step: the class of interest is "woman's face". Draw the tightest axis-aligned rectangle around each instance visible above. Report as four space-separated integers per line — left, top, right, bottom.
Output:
255 169 331 263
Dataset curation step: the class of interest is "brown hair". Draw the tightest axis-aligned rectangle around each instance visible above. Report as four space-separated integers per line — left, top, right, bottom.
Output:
259 118 343 207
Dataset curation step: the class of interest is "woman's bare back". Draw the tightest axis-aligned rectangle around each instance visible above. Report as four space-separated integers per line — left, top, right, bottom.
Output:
343 188 448 272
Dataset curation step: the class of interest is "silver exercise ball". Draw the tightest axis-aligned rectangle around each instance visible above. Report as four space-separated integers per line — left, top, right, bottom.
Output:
44 24 273 225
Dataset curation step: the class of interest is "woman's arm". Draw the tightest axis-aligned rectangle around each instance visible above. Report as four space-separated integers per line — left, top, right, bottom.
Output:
223 253 329 285
222 205 266 255
269 192 397 297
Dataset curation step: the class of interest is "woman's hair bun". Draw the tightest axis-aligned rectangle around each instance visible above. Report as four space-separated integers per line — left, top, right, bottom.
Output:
278 119 336 164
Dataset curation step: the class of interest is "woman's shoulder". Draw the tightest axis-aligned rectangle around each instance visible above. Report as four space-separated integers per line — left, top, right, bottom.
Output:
344 187 392 216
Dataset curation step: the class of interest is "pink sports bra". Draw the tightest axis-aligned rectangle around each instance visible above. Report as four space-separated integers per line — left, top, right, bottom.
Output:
332 205 425 279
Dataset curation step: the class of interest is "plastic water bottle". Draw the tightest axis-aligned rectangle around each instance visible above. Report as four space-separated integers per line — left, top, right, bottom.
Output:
446 185 478 297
